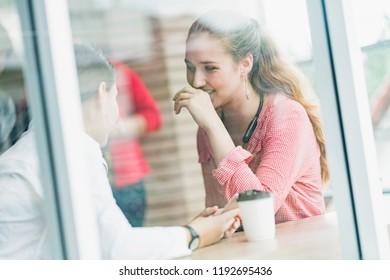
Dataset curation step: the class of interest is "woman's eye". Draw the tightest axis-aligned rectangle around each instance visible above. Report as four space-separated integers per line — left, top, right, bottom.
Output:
186 65 195 72
205 65 216 72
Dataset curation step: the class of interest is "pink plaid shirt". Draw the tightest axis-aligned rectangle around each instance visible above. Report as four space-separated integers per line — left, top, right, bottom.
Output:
197 92 325 223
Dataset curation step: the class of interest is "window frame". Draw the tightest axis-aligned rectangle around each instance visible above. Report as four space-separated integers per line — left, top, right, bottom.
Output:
17 0 390 259
307 0 390 259
17 0 101 259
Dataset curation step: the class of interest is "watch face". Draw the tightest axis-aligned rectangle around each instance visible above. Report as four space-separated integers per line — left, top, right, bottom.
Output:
189 236 200 250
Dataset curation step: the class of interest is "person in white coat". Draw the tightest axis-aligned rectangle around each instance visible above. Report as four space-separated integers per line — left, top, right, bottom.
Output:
0 43 240 260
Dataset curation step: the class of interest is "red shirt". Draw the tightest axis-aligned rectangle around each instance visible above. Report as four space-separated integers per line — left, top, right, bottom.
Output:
108 61 162 188
197 92 325 223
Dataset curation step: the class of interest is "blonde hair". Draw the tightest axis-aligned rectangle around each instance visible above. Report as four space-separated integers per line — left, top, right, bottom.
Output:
188 9 329 183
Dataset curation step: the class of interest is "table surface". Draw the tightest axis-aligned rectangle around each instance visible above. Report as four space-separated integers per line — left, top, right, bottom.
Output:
178 211 343 260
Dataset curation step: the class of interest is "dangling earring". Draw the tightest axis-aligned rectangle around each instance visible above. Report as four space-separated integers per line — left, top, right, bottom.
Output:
244 77 249 100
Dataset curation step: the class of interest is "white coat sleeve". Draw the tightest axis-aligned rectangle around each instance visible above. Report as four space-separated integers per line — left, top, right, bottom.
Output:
85 140 191 259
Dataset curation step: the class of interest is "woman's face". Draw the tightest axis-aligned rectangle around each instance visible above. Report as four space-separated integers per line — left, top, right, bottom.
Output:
185 32 243 109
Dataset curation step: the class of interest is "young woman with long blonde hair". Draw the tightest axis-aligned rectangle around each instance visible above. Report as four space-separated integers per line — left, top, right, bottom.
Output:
173 9 329 223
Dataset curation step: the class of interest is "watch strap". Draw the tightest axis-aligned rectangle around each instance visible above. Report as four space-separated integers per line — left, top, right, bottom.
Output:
184 225 200 250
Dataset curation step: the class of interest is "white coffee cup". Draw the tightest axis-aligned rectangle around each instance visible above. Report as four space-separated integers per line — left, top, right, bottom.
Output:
237 190 275 241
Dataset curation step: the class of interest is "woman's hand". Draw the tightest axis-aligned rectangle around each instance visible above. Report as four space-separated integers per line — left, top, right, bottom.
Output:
186 206 241 249
173 87 219 130
173 87 236 165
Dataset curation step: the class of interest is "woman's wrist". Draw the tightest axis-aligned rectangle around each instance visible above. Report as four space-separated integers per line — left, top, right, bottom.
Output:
203 119 235 165
202 114 225 136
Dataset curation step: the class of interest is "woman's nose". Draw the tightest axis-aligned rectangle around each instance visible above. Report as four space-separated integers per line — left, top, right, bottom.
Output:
191 70 206 88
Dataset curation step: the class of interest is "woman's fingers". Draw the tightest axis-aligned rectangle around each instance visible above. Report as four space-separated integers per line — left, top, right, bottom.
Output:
223 216 241 237
174 98 193 114
221 209 240 235
199 206 219 217
192 206 218 220
221 208 240 222
173 86 216 130
174 89 207 114
174 92 193 102
173 91 194 114
172 87 197 101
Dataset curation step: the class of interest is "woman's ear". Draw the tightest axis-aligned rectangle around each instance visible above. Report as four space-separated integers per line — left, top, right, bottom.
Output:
240 53 254 76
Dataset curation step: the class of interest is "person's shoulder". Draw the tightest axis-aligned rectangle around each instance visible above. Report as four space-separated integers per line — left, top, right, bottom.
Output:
269 92 306 116
0 129 43 196
0 129 36 162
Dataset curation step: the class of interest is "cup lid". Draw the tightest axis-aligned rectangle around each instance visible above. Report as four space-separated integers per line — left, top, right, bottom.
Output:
237 190 272 201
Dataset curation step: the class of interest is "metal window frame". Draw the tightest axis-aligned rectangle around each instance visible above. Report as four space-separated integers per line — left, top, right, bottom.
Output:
17 0 101 259
307 0 390 259
17 0 390 260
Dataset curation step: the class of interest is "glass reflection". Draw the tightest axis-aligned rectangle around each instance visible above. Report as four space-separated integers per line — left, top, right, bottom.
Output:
67 0 341 259
68 0 336 229
0 0 346 259
351 0 390 224
0 6 29 156
0 1 39 259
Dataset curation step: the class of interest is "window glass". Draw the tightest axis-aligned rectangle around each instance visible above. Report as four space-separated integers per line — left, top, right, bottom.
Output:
66 0 343 257
351 0 390 223
67 0 270 227
67 0 336 227
0 2 29 155
0 0 347 259
262 0 316 82
0 1 53 258
262 0 334 206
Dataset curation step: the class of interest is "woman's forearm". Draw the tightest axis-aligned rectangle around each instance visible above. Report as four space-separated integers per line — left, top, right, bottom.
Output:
203 118 235 165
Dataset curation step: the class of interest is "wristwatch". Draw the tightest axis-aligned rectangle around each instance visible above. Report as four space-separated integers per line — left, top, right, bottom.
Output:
184 225 200 250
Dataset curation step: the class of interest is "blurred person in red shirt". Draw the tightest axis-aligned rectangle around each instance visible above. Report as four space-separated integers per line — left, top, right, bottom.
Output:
107 60 162 227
